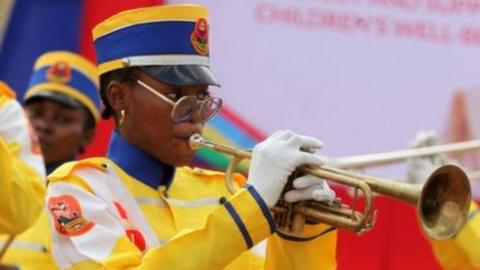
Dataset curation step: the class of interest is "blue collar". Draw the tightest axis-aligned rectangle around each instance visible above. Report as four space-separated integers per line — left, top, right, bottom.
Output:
106 130 175 190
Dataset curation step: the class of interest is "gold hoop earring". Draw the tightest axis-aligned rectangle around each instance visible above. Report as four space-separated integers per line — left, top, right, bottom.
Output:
119 110 126 126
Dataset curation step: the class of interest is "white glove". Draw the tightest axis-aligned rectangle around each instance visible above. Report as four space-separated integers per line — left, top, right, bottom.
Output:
284 175 335 203
406 130 445 184
248 130 326 208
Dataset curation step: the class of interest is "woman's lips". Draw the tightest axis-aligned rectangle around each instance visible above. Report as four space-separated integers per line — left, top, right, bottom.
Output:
172 125 202 141
171 123 203 151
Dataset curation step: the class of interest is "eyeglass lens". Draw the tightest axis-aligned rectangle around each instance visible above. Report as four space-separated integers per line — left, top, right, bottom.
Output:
171 96 222 123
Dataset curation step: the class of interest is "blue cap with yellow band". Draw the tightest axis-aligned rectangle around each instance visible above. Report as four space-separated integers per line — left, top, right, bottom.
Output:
92 4 219 86
24 51 101 122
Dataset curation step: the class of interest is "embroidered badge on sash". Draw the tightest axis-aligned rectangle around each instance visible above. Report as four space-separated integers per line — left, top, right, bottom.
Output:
190 18 209 55
48 195 94 236
46 61 72 84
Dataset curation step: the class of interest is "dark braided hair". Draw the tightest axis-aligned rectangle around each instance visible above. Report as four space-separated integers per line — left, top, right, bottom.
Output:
99 67 139 119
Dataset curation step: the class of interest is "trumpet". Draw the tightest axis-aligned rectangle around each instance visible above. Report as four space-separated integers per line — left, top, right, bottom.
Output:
189 134 472 240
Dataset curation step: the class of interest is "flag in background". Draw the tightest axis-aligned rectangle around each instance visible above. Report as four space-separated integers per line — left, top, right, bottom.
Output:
0 0 83 95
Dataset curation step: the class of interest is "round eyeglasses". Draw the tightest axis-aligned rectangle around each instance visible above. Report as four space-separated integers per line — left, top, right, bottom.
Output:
136 80 222 123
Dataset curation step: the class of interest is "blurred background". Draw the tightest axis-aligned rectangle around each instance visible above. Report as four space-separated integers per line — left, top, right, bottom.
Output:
1 0 479 269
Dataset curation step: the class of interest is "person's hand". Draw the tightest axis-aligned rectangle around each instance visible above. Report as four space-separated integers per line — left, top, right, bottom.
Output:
247 130 326 208
284 175 335 203
406 130 446 184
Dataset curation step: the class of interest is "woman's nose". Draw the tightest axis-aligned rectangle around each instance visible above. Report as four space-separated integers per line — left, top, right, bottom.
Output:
31 116 54 134
188 101 204 124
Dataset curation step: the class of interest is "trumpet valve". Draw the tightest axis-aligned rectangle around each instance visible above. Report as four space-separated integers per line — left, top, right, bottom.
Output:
292 213 306 234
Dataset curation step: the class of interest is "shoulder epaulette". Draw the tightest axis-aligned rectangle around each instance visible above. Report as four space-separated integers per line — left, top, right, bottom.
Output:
48 157 108 181
191 167 247 186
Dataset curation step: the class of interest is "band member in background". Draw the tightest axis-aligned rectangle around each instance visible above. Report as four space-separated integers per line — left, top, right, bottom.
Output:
23 51 99 174
45 4 338 269
0 51 100 269
407 131 480 270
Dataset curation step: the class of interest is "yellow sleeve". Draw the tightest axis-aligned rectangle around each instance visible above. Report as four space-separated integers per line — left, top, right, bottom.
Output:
112 185 274 270
0 94 45 234
70 188 335 270
143 183 336 270
430 201 480 270
1 211 59 270
262 220 336 270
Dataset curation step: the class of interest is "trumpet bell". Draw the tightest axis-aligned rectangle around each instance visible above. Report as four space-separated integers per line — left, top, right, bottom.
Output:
420 164 471 240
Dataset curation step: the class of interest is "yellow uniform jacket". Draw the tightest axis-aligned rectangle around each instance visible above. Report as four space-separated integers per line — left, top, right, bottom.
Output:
45 132 337 269
1 211 58 270
431 201 480 270
0 82 45 234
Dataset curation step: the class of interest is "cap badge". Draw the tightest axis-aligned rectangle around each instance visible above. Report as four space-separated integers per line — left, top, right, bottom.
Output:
190 18 209 55
46 61 72 84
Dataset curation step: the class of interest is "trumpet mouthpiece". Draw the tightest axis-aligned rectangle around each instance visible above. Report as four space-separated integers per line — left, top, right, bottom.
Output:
188 133 203 150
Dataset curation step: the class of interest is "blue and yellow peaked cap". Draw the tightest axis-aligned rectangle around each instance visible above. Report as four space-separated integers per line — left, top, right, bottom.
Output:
92 4 219 86
24 51 101 122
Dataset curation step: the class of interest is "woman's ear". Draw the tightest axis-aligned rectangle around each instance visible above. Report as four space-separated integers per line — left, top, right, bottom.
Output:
106 80 128 114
